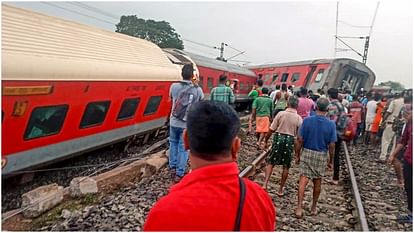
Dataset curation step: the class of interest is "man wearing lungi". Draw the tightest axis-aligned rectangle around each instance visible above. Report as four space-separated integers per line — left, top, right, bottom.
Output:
262 96 302 195
295 98 337 218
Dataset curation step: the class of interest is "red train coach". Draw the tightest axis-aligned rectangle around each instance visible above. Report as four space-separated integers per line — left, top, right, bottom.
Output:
163 49 257 108
247 58 375 93
1 5 182 176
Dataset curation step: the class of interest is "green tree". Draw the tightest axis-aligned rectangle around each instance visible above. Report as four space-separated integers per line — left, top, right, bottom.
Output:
115 15 183 49
377 81 405 91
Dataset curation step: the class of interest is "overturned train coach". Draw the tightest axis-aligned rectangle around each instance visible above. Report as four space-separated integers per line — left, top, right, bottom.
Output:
1 5 184 176
247 58 376 93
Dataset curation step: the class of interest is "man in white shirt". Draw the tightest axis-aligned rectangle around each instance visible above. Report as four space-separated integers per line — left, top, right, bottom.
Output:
270 84 281 104
365 94 379 145
380 92 405 162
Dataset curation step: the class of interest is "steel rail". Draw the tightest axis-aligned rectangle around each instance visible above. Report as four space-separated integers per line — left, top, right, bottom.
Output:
342 141 369 231
239 150 269 178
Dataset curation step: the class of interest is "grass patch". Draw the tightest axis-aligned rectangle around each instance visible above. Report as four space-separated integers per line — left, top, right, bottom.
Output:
31 193 100 230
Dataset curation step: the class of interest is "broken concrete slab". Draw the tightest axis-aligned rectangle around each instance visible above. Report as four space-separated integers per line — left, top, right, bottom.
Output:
21 183 64 218
69 177 98 197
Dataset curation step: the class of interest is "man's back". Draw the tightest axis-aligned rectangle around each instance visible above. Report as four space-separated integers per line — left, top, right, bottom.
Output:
297 97 314 119
144 162 275 231
349 101 363 123
211 85 235 104
387 97 404 121
300 115 337 152
272 108 302 136
366 100 378 121
253 96 274 117
169 81 204 128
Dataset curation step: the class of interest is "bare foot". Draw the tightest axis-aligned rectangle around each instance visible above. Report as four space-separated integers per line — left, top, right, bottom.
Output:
310 206 318 216
295 208 303 219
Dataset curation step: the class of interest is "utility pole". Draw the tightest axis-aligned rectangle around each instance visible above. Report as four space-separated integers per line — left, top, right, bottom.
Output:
362 36 370 64
214 42 228 62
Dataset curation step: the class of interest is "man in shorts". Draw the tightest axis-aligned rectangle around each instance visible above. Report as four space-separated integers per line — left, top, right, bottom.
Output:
295 98 337 218
262 96 302 194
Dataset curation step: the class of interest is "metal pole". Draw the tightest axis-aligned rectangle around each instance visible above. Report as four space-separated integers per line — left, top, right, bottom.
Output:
362 36 370 64
220 42 225 61
334 1 339 57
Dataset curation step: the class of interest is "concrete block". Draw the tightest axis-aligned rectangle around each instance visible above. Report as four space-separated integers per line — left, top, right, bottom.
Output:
69 177 98 197
21 183 64 218
143 153 168 177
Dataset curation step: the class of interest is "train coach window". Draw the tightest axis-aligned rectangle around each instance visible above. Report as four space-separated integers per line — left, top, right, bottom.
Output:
80 101 110 128
117 98 140 121
272 73 279 82
144 96 162 115
281 73 289 82
291 73 300 83
24 105 68 140
207 77 214 90
315 69 325 83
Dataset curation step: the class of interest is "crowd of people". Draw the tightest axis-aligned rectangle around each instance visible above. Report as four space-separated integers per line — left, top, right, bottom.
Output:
249 81 413 222
143 65 412 230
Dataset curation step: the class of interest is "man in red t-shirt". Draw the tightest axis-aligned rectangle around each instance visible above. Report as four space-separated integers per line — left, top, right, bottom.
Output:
144 101 276 231
348 95 365 145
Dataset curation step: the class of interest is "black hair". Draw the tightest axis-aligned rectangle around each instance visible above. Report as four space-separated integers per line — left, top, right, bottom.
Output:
327 88 338 99
374 93 381 101
311 94 320 102
275 84 280 90
299 87 307 96
219 74 227 83
404 95 413 104
288 85 293 90
181 63 193 80
186 101 240 160
262 87 269 94
281 83 287 91
257 79 264 87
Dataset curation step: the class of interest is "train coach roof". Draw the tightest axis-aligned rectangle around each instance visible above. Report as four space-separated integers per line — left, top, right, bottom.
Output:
171 50 256 77
2 4 181 81
246 59 334 69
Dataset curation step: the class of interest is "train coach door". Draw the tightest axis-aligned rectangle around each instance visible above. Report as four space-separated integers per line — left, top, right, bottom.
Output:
304 65 317 89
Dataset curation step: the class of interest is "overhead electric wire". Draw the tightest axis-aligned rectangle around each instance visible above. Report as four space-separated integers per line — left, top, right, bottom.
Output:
41 2 117 26
338 20 371 28
182 38 216 49
68 2 119 21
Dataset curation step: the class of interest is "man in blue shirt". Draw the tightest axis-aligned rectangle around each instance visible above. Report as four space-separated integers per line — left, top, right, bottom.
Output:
295 97 337 218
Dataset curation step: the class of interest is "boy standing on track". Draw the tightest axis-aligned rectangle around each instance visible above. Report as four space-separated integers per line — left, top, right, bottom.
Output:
144 101 275 231
168 64 204 183
250 87 274 147
210 74 235 105
295 98 337 218
262 96 302 194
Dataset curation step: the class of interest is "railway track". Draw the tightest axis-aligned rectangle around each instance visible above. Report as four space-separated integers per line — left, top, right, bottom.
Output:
238 142 361 231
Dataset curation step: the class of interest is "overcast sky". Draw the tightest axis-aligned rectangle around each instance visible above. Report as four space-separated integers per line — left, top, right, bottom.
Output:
5 1 413 88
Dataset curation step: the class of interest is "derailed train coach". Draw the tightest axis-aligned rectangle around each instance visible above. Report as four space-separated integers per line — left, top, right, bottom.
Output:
1 5 183 176
247 58 376 93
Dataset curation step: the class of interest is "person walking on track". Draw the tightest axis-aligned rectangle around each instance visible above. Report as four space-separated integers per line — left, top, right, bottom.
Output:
295 97 337 218
168 64 204 183
250 87 274 148
210 74 235 105
327 88 346 185
262 96 302 194
144 101 275 231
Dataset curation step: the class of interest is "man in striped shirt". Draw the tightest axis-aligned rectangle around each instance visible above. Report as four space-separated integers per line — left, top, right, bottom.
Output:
210 75 235 105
